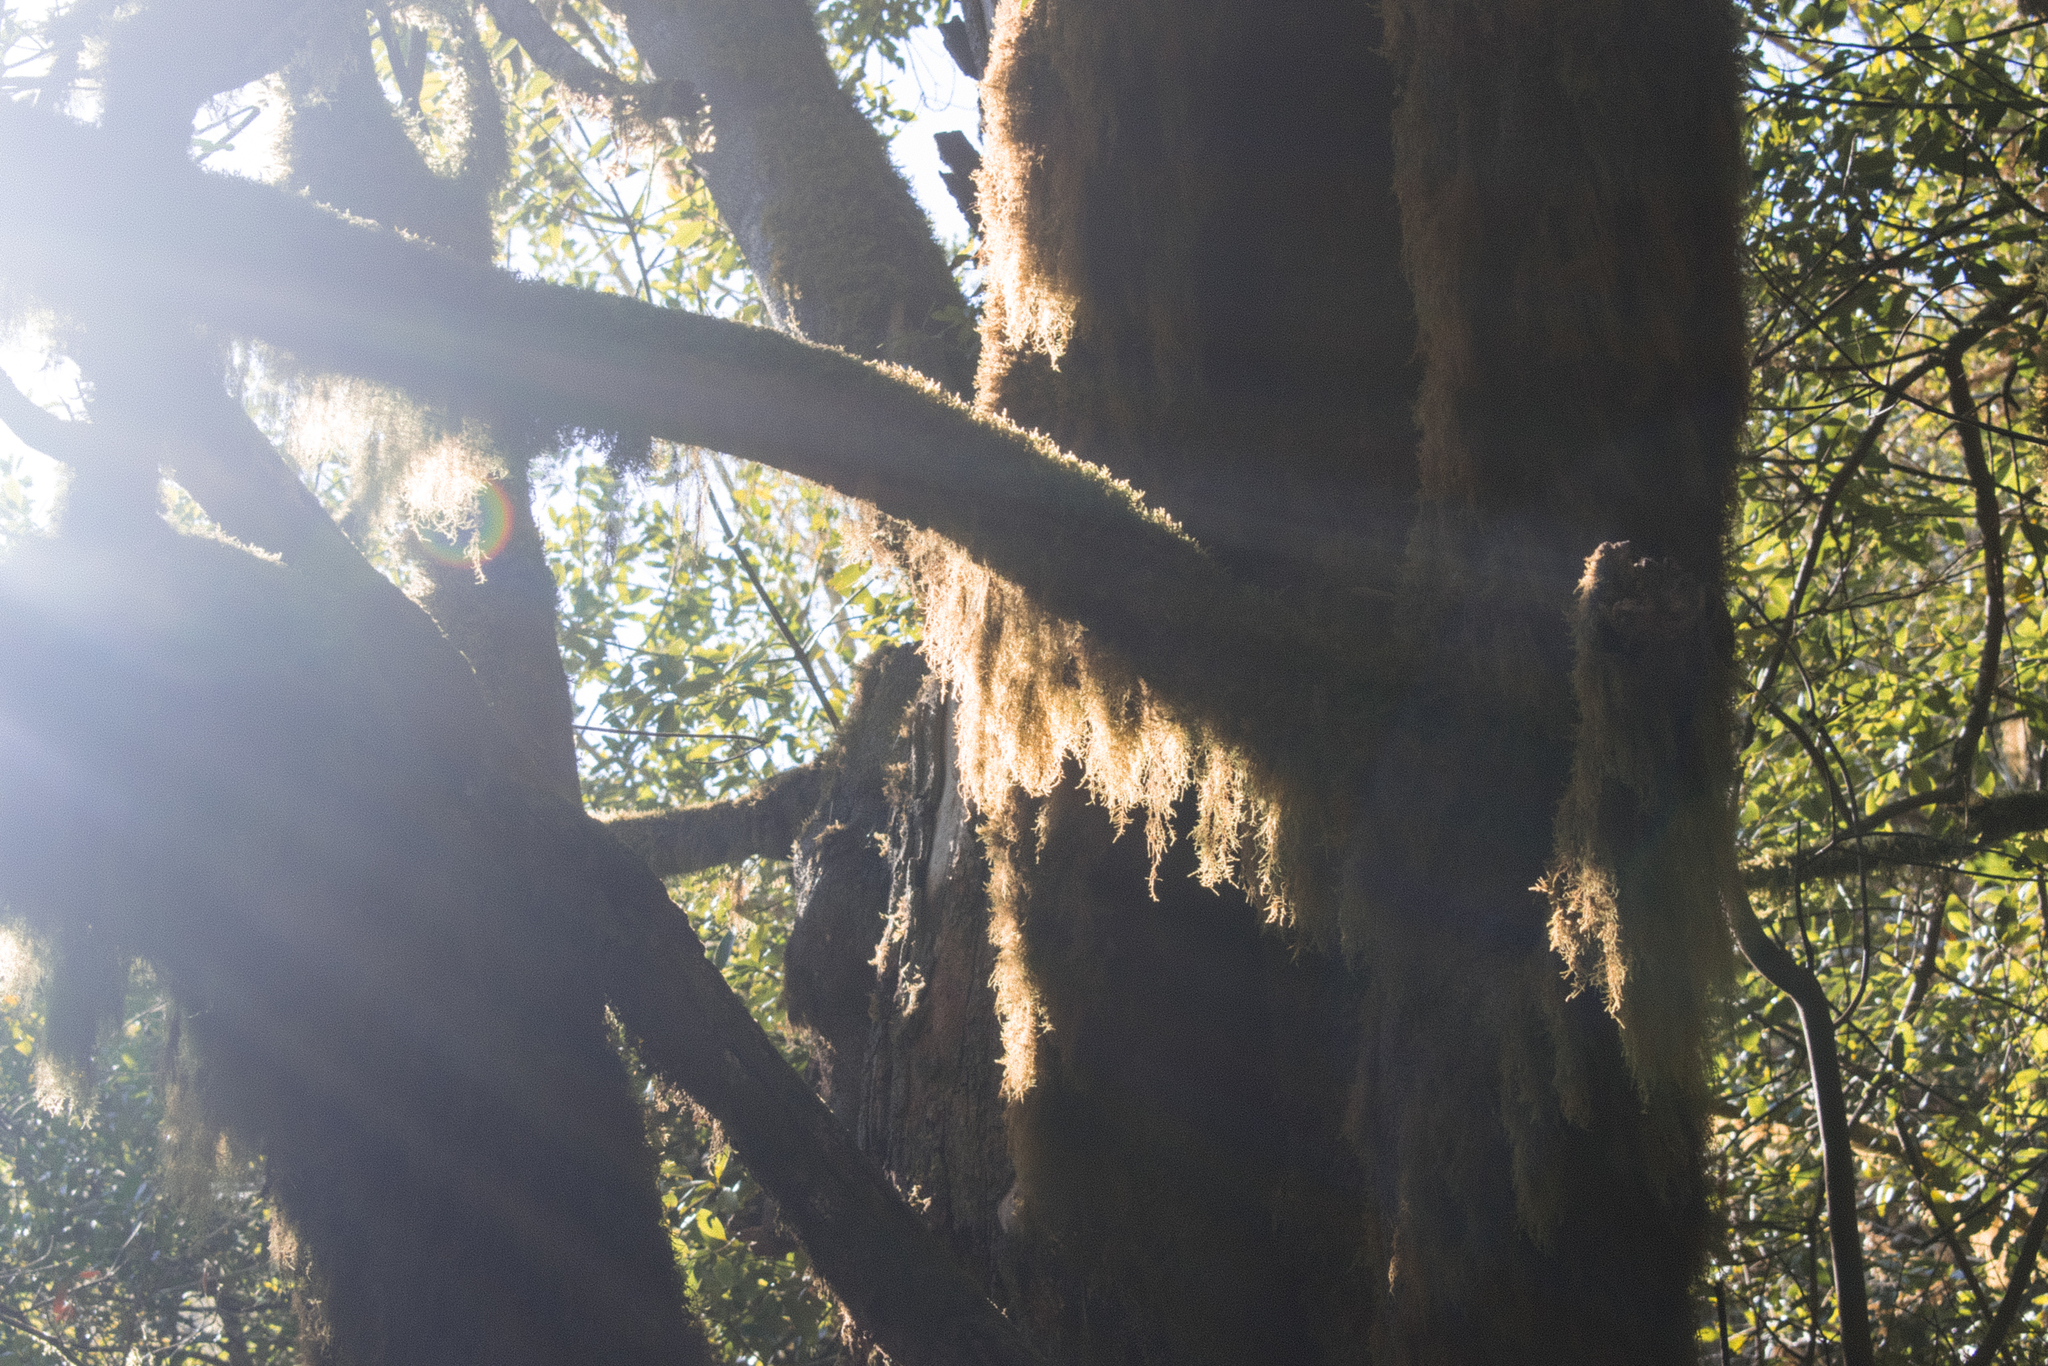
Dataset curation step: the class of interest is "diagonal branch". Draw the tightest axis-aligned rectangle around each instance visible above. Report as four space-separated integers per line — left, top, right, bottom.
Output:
0 101 1389 765
1894 1113 1991 1317
0 529 1040 1366
0 379 92 465
579 811 1042 1366
1969 1184 2048 1365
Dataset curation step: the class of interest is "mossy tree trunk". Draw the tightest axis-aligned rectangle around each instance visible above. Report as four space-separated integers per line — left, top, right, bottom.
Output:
789 1 1744 1362
0 0 1745 1363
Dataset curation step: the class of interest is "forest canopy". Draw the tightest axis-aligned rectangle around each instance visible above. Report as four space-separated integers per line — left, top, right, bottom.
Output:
1 0 2047 1363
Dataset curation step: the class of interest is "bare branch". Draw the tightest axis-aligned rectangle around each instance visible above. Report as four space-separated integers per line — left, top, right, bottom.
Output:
1721 879 1873 1366
934 131 983 237
1742 789 2048 889
1945 352 2008 789
0 101 1389 765
703 481 839 726
1745 397 1906 737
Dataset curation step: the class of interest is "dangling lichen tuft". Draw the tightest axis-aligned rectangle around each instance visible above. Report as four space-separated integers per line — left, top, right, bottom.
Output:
0 918 130 1117
1544 543 1735 1100
278 366 507 569
890 525 1304 919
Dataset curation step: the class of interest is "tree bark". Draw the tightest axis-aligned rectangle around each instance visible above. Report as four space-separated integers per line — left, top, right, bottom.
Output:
613 0 977 393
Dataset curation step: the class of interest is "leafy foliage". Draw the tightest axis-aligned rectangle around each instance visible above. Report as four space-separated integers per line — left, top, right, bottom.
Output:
1716 0 2048 1358
0 979 294 1366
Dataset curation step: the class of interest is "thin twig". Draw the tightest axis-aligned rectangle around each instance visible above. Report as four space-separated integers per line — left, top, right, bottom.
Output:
1745 301 2019 750
1768 700 1856 832
1748 398 1907 739
703 483 840 728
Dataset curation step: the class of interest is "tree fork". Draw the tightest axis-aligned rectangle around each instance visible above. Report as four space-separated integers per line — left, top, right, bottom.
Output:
0 529 1042 1366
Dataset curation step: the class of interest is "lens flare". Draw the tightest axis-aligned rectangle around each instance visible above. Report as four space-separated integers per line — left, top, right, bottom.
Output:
416 479 515 567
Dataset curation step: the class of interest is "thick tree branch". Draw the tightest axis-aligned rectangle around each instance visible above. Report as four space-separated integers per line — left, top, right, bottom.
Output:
599 763 824 876
7 306 1016 1351
482 0 698 132
0 380 92 465
612 0 975 392
1720 880 1873 1366
581 813 1041 1366
0 102 1385 765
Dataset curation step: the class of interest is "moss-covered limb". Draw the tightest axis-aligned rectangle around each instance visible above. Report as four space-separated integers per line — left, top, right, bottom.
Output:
599 764 825 875
0 102 1388 765
483 0 698 131
282 3 503 263
411 473 585 804
1741 834 1973 892
62 318 538 803
282 9 584 804
1720 881 1874 1366
113 341 393 593
612 0 976 393
90 0 319 158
